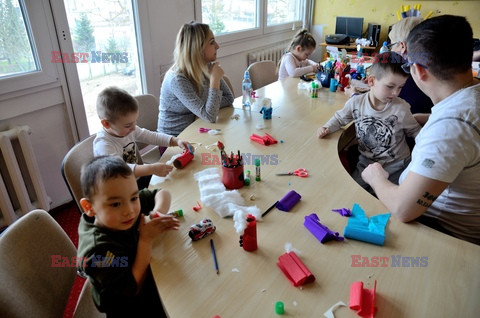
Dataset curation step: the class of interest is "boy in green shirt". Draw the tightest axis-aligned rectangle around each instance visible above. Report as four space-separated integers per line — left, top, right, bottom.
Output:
77 156 179 317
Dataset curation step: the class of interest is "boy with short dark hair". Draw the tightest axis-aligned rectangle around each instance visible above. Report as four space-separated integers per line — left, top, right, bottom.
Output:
361 15 480 244
77 155 180 316
317 51 421 194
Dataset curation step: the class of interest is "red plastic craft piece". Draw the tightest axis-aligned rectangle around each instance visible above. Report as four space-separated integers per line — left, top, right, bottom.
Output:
277 251 315 287
250 133 278 146
349 280 377 318
240 214 257 251
192 201 202 212
173 150 194 169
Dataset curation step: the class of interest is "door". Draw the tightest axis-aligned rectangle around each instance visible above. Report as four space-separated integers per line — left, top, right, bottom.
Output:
51 0 146 136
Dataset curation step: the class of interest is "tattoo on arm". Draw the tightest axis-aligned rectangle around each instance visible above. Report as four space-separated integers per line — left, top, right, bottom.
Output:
416 191 439 208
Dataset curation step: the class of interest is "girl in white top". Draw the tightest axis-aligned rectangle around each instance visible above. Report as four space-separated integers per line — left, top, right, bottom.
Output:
278 29 320 80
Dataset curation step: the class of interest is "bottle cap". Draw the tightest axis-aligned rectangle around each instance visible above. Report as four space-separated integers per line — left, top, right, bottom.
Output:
244 178 250 186
244 70 250 78
255 158 260 166
275 301 285 314
383 41 388 46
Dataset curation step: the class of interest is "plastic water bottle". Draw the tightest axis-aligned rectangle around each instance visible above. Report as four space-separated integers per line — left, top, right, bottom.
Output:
379 41 389 54
242 70 252 106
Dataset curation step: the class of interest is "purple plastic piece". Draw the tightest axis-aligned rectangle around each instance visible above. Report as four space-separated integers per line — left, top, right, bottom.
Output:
276 190 301 212
332 208 352 217
304 213 344 243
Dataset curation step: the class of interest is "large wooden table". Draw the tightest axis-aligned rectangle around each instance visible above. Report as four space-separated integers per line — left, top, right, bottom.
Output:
150 77 480 317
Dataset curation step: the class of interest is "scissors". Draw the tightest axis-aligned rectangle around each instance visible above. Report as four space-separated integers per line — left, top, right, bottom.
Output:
199 127 221 135
276 168 308 178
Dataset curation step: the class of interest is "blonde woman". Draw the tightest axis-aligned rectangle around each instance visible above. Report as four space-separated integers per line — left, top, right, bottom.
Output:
389 17 433 118
158 22 234 136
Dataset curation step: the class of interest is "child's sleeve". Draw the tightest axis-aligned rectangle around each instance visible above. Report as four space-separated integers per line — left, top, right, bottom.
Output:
323 99 356 133
83 246 139 306
93 135 120 157
134 126 173 147
139 188 159 215
401 104 422 138
284 55 316 78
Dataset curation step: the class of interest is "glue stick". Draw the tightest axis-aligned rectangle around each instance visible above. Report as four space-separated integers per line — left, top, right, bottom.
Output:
167 209 183 217
255 159 261 181
244 170 251 186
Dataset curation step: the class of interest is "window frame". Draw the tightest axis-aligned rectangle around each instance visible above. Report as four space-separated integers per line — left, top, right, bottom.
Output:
0 0 60 95
194 0 305 45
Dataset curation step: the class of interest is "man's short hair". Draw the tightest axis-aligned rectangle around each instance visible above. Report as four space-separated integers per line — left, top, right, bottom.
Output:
369 51 409 80
407 15 473 81
81 156 133 199
96 87 139 122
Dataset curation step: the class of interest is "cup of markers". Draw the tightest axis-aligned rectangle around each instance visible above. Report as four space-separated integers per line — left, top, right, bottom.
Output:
218 142 244 190
221 152 244 189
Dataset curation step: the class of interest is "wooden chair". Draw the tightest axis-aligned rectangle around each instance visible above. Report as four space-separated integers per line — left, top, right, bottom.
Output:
247 60 278 90
61 134 96 212
135 94 163 163
61 134 147 211
223 75 235 97
0 209 105 318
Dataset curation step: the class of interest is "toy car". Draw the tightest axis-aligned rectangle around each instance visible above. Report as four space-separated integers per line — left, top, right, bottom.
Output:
188 218 216 241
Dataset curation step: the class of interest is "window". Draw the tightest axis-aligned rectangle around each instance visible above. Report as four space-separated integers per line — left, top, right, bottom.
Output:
62 0 145 134
267 0 302 27
196 0 305 42
0 0 39 79
200 0 257 35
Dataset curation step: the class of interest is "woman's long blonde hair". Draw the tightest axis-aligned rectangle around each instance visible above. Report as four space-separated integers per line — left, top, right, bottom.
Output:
173 22 211 94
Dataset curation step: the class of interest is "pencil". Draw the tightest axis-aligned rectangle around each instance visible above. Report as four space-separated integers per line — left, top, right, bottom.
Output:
210 238 219 275
261 201 278 217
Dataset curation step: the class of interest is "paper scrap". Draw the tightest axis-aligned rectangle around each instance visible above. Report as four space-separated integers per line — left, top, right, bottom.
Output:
324 301 347 318
332 208 352 217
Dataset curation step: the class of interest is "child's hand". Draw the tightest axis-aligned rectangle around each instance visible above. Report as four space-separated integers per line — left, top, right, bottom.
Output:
177 139 193 152
139 214 180 240
361 162 389 186
317 127 330 138
150 163 174 177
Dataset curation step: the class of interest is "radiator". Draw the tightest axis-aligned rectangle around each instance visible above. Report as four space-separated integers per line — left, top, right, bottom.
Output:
0 126 50 226
247 41 289 66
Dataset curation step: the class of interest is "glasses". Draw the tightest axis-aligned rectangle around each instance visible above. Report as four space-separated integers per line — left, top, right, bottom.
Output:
387 41 399 49
401 61 428 74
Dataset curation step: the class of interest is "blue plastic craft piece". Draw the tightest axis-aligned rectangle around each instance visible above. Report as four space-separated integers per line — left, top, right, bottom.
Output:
343 204 390 246
304 213 344 243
